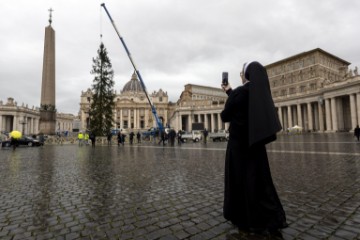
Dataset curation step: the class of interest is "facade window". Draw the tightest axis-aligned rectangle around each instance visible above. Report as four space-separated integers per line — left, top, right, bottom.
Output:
299 60 304 68
123 120 128 129
310 83 317 90
159 97 163 102
140 120 145 129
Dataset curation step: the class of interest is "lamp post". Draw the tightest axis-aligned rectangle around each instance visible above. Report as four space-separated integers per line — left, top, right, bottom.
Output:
86 97 91 131
19 116 27 135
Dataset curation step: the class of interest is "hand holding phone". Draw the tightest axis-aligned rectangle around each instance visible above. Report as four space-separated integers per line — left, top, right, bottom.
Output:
222 72 228 86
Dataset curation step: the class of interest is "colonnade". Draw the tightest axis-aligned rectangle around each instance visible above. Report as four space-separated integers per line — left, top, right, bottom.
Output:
175 111 228 132
0 114 40 135
277 93 360 132
114 108 168 130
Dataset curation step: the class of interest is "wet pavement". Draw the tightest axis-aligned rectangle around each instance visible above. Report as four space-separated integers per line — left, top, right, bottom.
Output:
1 133 360 240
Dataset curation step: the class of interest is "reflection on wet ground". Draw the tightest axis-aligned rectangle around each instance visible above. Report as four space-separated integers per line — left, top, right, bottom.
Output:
0 133 359 239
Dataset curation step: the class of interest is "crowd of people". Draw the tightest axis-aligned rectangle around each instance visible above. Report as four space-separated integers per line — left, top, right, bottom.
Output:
72 128 215 147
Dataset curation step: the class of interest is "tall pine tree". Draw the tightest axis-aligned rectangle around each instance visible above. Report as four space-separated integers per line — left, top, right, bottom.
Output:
90 42 115 136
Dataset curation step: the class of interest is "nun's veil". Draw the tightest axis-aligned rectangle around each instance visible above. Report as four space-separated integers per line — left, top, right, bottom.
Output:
244 61 282 146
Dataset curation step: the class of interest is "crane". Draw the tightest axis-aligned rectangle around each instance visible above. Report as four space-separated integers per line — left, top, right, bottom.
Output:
101 3 164 132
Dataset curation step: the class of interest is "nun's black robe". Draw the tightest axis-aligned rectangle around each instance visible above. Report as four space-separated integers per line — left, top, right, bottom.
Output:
221 83 287 230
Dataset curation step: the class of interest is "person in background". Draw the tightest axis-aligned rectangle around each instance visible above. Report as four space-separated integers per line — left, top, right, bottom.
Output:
168 129 176 146
354 125 360 141
203 128 208 144
158 129 166 146
129 131 135 145
84 132 89 145
78 132 84 146
177 130 182 145
117 131 122 146
137 132 141 144
107 131 112 146
89 132 96 147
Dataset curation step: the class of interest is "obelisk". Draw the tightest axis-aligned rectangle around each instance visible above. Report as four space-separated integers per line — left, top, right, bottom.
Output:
39 8 56 135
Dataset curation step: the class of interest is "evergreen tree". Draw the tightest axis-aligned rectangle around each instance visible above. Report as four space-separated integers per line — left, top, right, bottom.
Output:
89 42 115 136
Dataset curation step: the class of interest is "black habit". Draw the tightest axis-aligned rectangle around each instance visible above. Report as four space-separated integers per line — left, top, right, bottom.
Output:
221 62 287 230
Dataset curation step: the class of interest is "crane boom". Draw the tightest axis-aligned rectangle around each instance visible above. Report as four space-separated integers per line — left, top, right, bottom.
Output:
101 3 164 132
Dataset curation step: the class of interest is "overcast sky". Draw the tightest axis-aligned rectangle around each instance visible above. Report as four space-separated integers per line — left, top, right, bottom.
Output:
1 0 359 115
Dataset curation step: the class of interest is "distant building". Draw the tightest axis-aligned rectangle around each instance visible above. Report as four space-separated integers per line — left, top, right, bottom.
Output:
0 97 75 135
80 73 174 133
267 48 360 132
168 84 228 132
79 48 360 134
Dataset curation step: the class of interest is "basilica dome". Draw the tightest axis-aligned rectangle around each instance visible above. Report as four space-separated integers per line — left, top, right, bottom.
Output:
122 72 144 93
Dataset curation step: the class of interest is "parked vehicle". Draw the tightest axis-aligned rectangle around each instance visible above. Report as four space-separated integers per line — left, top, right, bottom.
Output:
209 130 229 142
142 127 171 141
181 130 202 142
142 127 159 141
1 136 44 147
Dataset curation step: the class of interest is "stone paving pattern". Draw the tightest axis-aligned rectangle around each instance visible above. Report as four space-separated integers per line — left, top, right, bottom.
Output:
1 133 360 239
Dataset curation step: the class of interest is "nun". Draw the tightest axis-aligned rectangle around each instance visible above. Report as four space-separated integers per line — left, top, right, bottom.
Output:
221 61 288 233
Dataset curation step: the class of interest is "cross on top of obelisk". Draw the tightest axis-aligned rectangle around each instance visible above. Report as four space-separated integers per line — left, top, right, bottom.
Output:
48 8 53 25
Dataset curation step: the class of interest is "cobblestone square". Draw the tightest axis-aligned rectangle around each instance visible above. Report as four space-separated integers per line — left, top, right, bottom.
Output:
1 133 360 239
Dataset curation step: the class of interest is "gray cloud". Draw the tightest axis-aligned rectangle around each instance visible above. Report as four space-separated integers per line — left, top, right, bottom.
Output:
1 0 359 114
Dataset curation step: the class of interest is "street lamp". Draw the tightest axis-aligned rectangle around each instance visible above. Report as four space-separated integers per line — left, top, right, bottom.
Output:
86 97 91 130
19 116 27 135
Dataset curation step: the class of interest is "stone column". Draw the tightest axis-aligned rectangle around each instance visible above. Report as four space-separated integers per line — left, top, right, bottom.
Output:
188 114 192 132
307 102 313 131
164 109 168 127
278 107 283 130
120 109 123 129
287 106 293 128
211 113 215 132
350 94 357 129
337 100 344 131
133 109 137 129
30 118 34 134
331 98 338 131
357 93 360 126
0 115 3 132
128 111 131 129
40 25 56 135
205 114 209 130
318 102 324 132
325 98 332 131
13 115 18 131
218 113 222 130
297 104 303 127
177 112 181 131
34 118 39 134
174 112 178 130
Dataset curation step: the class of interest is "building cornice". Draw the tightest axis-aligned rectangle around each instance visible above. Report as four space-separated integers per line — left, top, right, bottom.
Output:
265 48 351 68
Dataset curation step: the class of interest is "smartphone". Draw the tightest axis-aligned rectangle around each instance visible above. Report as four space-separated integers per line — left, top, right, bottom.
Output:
222 72 228 86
